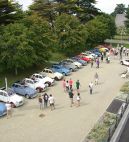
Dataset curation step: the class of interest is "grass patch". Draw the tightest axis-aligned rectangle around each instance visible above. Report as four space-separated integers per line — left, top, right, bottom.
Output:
120 82 129 94
87 112 116 142
113 35 129 40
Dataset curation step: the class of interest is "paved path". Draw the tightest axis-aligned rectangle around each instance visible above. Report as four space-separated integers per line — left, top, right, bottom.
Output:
0 56 126 142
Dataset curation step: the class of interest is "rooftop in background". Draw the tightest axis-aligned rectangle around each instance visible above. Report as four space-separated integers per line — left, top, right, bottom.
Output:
115 14 127 27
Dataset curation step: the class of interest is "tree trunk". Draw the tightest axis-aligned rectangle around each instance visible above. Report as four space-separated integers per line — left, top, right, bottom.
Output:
15 67 18 75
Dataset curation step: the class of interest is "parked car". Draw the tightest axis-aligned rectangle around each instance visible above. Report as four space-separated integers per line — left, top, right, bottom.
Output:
80 53 95 60
71 57 87 66
51 64 71 76
120 59 129 66
59 61 78 71
40 68 64 80
12 82 37 99
84 51 97 58
0 102 7 117
22 78 48 92
90 49 101 57
77 55 91 62
62 59 82 68
0 88 24 107
31 73 55 86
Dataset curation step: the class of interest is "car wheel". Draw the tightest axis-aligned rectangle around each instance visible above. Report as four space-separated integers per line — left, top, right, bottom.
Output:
10 102 15 108
62 72 66 76
25 94 30 99
45 82 51 87
55 77 58 81
121 61 123 65
70 68 73 72
36 88 41 93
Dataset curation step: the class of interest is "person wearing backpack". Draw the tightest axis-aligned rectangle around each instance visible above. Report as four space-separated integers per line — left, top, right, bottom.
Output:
43 93 49 108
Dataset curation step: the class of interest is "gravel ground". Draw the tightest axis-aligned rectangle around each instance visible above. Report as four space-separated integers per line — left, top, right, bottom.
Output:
0 56 126 142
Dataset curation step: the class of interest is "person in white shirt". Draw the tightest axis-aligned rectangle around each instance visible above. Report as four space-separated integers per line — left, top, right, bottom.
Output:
76 93 81 107
89 82 93 94
5 102 12 118
48 94 55 111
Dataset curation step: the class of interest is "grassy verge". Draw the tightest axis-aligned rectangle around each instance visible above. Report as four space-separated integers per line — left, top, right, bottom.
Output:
86 112 116 142
113 35 129 40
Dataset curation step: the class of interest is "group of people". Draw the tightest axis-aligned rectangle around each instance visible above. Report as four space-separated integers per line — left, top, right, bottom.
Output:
62 79 81 107
38 93 55 111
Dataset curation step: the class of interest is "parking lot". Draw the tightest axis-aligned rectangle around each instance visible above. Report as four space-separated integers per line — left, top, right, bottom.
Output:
0 56 126 142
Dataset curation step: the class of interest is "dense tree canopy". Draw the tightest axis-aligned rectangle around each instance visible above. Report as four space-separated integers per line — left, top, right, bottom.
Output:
0 0 116 74
55 14 88 56
111 4 126 16
0 0 24 25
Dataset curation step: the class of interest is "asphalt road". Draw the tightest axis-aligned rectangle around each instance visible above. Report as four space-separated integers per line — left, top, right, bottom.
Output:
0 55 126 142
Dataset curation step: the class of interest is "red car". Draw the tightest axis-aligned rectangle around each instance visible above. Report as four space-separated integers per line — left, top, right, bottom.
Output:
77 55 91 62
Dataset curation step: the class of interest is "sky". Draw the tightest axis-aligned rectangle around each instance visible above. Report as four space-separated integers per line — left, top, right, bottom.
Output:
16 0 129 14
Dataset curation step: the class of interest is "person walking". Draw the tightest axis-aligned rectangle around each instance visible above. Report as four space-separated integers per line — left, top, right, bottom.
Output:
5 101 12 119
90 59 94 68
76 80 80 93
62 79 66 92
38 95 43 110
66 80 69 92
96 58 100 68
101 54 103 62
69 78 73 89
89 82 93 94
76 93 81 107
48 94 55 111
94 72 99 85
68 89 74 107
43 93 49 108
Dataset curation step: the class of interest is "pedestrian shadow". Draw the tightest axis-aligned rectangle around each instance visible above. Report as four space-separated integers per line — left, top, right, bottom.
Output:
93 91 99 94
13 113 25 118
80 89 88 93
19 105 38 111
98 82 104 85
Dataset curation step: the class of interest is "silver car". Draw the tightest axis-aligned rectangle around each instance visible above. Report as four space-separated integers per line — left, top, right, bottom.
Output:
59 61 78 72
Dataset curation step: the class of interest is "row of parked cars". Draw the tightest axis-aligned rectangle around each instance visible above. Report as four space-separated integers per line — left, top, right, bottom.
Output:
0 45 110 117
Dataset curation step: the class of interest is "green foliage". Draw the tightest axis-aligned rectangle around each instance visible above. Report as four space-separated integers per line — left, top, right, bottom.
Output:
85 14 116 47
120 82 129 94
55 14 88 56
111 4 126 16
0 0 24 25
0 23 35 74
87 112 116 142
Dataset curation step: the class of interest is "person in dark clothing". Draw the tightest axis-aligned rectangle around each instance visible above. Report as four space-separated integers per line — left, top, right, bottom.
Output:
68 89 74 107
43 93 49 108
76 80 80 93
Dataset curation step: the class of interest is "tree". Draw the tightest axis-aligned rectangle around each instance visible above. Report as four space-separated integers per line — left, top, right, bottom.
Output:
125 6 129 29
22 14 55 64
111 4 126 16
85 14 116 47
55 14 88 56
29 0 56 28
0 0 24 25
0 23 35 74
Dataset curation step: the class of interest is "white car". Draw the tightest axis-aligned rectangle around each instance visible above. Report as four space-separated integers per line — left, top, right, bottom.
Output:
85 51 97 58
0 88 24 107
81 52 95 59
40 68 64 80
22 78 48 92
63 59 82 68
120 59 129 66
31 73 55 86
